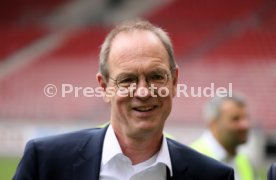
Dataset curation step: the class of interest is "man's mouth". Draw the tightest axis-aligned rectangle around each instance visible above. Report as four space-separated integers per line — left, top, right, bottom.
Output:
132 106 157 112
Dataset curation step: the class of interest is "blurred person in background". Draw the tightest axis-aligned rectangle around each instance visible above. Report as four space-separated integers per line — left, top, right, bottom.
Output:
13 19 234 180
191 94 255 180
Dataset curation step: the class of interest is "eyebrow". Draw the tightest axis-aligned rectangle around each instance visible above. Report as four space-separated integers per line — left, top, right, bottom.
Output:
115 73 137 80
148 68 169 74
116 68 169 76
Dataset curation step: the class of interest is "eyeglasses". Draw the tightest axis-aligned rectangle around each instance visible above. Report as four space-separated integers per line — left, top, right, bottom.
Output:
109 70 170 88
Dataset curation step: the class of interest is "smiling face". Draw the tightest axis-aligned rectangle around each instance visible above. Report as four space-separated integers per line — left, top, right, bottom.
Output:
97 30 178 139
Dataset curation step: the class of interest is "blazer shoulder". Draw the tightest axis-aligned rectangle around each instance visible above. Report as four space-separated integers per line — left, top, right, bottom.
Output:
28 127 106 154
167 138 234 179
14 127 107 180
268 163 276 180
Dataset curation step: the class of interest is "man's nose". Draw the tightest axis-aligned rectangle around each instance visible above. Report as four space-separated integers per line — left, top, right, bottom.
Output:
133 77 151 100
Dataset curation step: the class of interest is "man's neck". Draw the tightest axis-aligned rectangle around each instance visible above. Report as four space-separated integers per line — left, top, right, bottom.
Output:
222 144 236 156
211 130 237 156
114 128 163 165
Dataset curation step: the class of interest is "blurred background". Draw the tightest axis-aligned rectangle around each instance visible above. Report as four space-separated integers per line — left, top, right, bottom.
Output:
0 0 275 179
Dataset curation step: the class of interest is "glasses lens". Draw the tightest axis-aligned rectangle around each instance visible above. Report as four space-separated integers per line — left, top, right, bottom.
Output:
148 72 168 86
117 75 137 88
112 71 169 88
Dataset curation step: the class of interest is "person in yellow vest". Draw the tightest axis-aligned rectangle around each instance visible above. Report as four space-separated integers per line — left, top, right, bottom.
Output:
191 94 255 180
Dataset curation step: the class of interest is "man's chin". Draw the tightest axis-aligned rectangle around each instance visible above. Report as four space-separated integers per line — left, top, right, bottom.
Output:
129 123 160 137
238 137 248 144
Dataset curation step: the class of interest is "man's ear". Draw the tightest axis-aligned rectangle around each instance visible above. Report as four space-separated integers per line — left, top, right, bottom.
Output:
96 73 110 103
172 67 179 98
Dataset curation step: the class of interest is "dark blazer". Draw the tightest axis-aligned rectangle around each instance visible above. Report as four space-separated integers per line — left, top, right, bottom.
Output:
13 127 234 180
268 163 276 180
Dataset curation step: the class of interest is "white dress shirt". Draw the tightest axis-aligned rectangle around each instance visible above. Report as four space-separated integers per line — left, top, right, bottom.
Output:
201 130 240 180
99 125 173 180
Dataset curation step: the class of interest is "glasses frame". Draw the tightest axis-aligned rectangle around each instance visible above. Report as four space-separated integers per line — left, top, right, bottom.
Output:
109 70 172 88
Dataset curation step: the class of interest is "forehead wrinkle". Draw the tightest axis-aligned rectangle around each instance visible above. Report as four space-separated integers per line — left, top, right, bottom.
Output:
110 30 169 60
108 30 170 76
115 57 169 75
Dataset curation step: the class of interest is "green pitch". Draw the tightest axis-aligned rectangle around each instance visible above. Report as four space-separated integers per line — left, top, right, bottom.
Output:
0 156 20 180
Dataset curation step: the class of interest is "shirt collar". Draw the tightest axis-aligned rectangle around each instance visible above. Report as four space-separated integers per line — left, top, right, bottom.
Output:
202 130 229 161
101 125 173 176
101 125 123 165
156 134 173 176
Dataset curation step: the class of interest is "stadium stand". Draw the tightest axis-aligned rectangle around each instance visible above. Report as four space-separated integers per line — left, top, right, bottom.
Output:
0 25 48 60
0 0 68 24
0 0 70 60
146 0 276 130
0 0 275 131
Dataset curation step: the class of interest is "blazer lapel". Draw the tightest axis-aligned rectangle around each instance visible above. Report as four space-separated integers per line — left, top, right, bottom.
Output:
73 127 108 180
72 128 190 180
167 138 190 180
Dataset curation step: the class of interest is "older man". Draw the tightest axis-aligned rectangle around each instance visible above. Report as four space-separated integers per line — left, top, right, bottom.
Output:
14 19 234 180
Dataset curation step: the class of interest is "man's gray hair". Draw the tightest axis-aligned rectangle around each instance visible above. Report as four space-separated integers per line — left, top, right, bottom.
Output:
99 18 177 81
203 94 246 123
